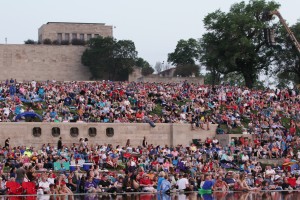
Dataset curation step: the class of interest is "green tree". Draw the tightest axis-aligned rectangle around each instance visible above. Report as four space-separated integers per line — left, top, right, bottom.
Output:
168 38 201 66
174 64 200 77
24 39 36 44
135 57 154 76
81 37 137 81
200 0 280 88
168 38 201 77
272 21 300 85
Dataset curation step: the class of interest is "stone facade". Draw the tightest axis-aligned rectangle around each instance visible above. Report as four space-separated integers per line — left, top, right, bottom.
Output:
0 44 91 81
38 22 113 43
0 123 217 149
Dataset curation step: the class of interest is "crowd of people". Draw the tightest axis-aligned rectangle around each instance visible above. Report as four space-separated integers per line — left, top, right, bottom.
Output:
0 79 298 129
0 79 300 198
0 130 300 198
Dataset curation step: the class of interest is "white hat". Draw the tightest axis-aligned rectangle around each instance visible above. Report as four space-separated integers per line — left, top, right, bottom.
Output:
274 175 281 180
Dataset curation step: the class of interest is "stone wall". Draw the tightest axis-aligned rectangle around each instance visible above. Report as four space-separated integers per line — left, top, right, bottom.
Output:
0 123 217 149
128 68 204 84
0 44 91 81
139 76 204 84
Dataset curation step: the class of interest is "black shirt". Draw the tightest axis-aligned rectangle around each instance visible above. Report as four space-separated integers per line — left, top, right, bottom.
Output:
99 179 111 188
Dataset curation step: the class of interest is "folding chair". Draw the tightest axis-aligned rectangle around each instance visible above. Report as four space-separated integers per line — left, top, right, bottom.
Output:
53 162 62 171
22 181 37 195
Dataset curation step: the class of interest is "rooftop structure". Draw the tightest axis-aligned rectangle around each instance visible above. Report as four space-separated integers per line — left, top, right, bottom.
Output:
38 22 113 43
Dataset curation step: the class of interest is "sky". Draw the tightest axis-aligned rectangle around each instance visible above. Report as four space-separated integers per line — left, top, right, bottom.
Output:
0 0 299 68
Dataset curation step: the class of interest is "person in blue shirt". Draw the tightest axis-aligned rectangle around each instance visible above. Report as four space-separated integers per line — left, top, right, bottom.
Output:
160 174 171 193
157 171 166 193
201 174 214 190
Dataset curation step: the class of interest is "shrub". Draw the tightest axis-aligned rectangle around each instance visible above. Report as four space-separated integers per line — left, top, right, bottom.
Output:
52 40 60 45
24 39 36 44
43 38 52 45
61 40 70 45
71 38 85 45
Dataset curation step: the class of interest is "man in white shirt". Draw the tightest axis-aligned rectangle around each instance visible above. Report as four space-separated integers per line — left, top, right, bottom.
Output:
39 175 50 194
176 174 189 191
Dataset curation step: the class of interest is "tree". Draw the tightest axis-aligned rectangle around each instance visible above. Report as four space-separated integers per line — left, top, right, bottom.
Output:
135 57 154 76
141 66 154 76
168 38 201 66
200 0 280 88
272 21 300 85
24 39 36 44
168 38 201 78
81 37 137 81
174 64 200 77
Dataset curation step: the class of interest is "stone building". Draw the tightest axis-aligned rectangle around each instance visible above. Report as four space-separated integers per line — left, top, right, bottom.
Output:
38 22 113 43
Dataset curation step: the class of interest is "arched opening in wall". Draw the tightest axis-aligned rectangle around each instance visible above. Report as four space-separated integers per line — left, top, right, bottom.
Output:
32 127 41 137
106 128 114 137
70 127 79 137
52 127 60 137
88 127 97 137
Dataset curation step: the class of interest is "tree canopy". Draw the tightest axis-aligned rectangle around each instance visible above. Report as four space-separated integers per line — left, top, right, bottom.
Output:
81 37 137 81
168 38 201 77
135 57 154 76
200 0 280 88
273 21 300 86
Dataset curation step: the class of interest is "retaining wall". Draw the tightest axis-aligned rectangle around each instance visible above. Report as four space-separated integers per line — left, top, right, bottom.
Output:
0 123 217 149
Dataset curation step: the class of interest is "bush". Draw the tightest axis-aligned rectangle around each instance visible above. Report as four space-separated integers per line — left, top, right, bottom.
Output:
71 38 85 46
43 38 52 45
52 40 60 45
61 40 70 45
24 39 36 44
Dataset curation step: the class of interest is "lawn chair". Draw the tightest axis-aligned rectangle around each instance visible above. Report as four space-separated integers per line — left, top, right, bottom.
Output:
22 181 37 195
6 181 23 195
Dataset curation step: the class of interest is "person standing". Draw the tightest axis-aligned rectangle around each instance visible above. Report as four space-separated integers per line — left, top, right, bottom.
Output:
57 137 62 151
4 138 10 149
15 163 26 184
142 136 147 148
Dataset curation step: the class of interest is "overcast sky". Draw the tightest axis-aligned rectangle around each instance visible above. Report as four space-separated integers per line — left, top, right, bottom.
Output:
0 0 299 67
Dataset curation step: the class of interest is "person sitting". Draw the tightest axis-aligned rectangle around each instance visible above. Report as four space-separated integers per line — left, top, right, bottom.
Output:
99 174 116 193
139 173 156 192
84 176 101 193
38 174 50 194
201 174 214 190
160 174 171 193
213 175 228 191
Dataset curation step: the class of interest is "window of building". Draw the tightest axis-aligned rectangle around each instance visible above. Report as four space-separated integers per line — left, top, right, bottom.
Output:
88 127 97 137
70 127 79 137
52 127 60 137
57 33 62 43
87 34 92 41
80 34 84 41
106 128 114 137
94 34 99 38
65 33 70 41
32 127 41 137
72 33 77 40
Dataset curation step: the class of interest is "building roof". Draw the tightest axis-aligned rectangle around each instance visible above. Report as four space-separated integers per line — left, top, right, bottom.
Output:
46 22 106 25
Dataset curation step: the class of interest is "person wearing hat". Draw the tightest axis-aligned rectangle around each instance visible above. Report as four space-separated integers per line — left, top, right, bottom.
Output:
139 173 156 192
